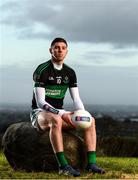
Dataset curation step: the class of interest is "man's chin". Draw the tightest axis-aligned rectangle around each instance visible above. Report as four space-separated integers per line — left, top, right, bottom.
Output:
53 58 64 62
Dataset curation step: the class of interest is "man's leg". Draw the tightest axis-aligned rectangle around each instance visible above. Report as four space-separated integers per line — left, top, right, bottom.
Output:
36 111 80 177
84 117 96 151
84 118 105 174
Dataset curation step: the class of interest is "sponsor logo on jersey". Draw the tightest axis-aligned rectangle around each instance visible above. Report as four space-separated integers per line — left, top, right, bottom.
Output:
56 76 62 79
49 76 54 80
46 89 61 96
63 76 69 84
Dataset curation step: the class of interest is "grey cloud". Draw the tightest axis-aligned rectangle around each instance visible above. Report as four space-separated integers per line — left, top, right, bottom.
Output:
81 49 138 64
1 0 138 46
1 0 19 11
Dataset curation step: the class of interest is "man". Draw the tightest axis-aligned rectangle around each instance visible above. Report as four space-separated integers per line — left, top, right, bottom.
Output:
30 37 105 177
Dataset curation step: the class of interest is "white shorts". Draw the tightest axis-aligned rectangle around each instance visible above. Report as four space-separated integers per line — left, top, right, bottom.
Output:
30 108 43 130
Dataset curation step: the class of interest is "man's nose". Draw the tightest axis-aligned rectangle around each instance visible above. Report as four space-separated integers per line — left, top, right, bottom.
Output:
58 48 62 52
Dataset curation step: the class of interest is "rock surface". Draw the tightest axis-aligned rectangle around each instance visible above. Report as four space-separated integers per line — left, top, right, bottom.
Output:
2 122 86 172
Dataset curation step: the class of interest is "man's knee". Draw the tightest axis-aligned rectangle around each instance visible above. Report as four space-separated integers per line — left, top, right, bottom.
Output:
89 117 96 129
37 112 51 131
92 117 95 124
51 115 62 129
37 112 62 130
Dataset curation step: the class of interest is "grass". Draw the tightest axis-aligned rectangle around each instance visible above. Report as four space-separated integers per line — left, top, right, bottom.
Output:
0 151 138 179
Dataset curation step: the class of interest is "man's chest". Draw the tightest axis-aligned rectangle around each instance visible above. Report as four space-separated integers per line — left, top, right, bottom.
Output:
44 70 70 85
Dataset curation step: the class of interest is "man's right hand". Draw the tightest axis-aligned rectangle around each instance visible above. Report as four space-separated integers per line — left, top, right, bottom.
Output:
62 112 76 129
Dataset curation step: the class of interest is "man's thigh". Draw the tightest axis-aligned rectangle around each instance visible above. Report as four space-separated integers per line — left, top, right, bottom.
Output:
30 109 75 131
37 111 75 131
37 111 54 129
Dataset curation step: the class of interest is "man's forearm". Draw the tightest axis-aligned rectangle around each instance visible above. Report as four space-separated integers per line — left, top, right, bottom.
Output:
34 87 65 116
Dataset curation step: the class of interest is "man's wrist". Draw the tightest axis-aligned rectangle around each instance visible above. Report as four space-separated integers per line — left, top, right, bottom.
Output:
43 104 59 114
58 109 66 117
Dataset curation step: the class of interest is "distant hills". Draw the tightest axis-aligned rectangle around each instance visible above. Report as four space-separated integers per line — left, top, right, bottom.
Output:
0 105 138 156
0 103 138 119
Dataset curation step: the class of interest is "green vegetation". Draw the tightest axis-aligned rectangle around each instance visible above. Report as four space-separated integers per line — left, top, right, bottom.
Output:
0 151 138 179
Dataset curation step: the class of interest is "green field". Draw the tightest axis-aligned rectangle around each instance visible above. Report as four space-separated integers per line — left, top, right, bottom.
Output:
0 151 138 179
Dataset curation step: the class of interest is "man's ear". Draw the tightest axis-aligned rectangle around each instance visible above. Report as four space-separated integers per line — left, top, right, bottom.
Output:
49 48 53 54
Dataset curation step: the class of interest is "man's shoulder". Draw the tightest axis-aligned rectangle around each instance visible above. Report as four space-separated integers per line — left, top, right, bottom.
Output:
34 60 51 74
36 60 51 69
63 63 76 73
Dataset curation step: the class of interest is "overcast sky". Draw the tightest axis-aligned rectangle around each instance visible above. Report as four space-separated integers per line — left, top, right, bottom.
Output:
0 0 138 106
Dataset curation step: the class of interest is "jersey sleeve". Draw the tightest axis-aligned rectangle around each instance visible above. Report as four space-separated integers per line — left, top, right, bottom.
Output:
69 69 77 88
33 65 45 88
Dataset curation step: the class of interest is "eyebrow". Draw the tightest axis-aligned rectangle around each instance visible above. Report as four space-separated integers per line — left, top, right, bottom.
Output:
54 45 67 48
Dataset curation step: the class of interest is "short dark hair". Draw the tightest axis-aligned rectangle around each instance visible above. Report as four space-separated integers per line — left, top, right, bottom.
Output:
50 37 68 47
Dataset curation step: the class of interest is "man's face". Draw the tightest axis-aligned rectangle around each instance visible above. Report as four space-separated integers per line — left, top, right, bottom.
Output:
50 42 68 62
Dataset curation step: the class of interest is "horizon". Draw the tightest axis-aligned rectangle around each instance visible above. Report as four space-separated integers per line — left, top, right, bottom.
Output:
0 102 138 109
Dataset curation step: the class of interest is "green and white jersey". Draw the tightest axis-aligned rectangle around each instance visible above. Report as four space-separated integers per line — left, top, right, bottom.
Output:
32 60 77 109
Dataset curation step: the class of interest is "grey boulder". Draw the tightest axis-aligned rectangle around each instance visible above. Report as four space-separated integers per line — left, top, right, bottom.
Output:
2 122 86 172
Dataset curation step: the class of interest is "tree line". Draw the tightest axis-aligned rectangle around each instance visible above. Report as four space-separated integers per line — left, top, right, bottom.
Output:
0 111 138 157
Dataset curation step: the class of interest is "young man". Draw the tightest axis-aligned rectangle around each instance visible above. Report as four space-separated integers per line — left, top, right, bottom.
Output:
30 37 105 177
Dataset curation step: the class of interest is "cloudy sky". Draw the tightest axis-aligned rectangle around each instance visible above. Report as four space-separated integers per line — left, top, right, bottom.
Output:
0 0 138 106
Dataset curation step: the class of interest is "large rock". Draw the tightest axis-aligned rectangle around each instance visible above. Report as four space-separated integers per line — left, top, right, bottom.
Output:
2 122 86 172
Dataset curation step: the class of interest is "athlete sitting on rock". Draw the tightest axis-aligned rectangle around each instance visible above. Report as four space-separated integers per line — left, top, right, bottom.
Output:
30 37 105 177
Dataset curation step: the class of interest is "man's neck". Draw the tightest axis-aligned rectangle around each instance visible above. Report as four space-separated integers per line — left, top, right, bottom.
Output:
51 58 64 65
51 59 63 70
